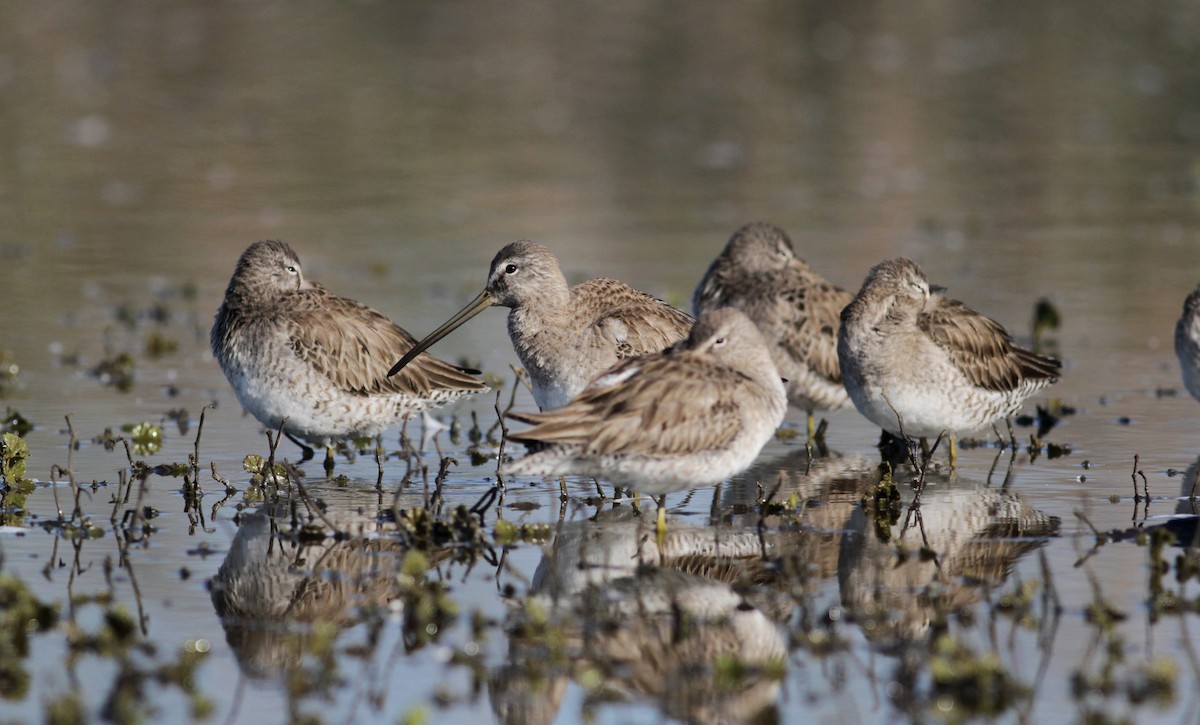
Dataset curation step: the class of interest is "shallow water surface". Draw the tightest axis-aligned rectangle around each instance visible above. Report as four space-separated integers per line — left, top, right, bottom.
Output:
3 1 1200 723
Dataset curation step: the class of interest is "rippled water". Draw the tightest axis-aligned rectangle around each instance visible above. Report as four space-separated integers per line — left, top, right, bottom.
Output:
3 1 1200 723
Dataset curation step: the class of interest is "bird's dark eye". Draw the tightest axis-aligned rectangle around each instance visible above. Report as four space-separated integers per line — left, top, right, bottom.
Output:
286 265 298 274
505 263 518 275
714 337 727 346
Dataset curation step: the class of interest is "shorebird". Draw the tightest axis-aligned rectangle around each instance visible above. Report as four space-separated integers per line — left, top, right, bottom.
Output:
693 221 853 441
504 307 787 534
212 240 487 471
837 258 1060 464
387 240 693 411
1176 284 1200 404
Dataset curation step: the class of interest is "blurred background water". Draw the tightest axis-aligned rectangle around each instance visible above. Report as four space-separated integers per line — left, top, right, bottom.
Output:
2 1 1200 723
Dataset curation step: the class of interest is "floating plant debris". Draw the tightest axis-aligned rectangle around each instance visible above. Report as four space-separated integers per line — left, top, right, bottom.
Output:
120 422 163 456
91 352 135 392
1 407 31 437
0 350 19 394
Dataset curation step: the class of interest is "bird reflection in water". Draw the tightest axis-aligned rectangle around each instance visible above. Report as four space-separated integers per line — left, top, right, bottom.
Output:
491 511 786 725
209 496 407 681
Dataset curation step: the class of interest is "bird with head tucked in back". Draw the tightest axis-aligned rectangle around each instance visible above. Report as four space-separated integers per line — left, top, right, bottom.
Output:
211 240 487 472
837 258 1061 465
504 307 788 536
693 222 854 443
387 240 694 411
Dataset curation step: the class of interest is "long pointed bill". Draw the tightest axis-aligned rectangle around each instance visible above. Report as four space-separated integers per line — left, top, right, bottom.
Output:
387 290 495 377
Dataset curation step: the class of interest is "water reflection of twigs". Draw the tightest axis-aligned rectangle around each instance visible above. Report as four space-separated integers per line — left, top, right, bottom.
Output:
209 461 237 520
1072 511 1107 568
183 406 212 534
111 540 150 636
1010 550 1063 723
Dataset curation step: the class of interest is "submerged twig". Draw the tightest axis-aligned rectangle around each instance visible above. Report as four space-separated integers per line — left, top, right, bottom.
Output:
494 387 509 490
292 474 344 538
191 405 209 484
1131 453 1149 501
266 418 287 488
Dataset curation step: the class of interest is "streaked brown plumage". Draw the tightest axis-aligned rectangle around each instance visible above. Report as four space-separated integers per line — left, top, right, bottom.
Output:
211 240 486 467
837 258 1060 452
504 307 787 496
388 240 693 411
693 222 853 436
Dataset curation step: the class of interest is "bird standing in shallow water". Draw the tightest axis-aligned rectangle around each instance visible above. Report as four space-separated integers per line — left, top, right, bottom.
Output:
504 307 788 536
693 222 853 443
211 240 487 471
387 240 693 411
837 258 1060 464
1176 284 1200 405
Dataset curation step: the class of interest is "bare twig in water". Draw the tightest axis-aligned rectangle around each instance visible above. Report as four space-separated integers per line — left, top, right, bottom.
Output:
1131 454 1148 501
110 469 127 526
489 367 525 491
374 434 385 488
485 365 525 441
53 415 81 522
265 418 287 487
293 473 344 538
208 461 237 520
122 466 152 542
433 455 457 510
494 387 509 490
191 405 209 484
210 461 235 493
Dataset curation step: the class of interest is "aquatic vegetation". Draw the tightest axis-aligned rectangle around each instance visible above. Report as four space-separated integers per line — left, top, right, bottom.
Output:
121 422 163 456
0 433 34 525
0 574 59 700
0 350 18 395
0 432 36 523
241 454 293 485
492 518 553 546
143 331 179 359
396 551 460 652
928 633 1027 718
91 352 136 392
1 407 32 437
62 604 212 722
1031 297 1062 354
1 432 30 484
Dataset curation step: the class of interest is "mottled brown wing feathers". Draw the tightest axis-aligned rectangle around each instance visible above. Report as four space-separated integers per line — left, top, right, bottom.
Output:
507 356 744 456
919 296 1061 392
772 275 851 385
286 288 485 396
576 279 693 359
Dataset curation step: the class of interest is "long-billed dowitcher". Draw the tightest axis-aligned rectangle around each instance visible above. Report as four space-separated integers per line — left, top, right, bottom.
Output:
693 221 853 441
387 240 693 411
837 258 1060 464
1175 284 1200 403
504 307 787 533
212 240 487 471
